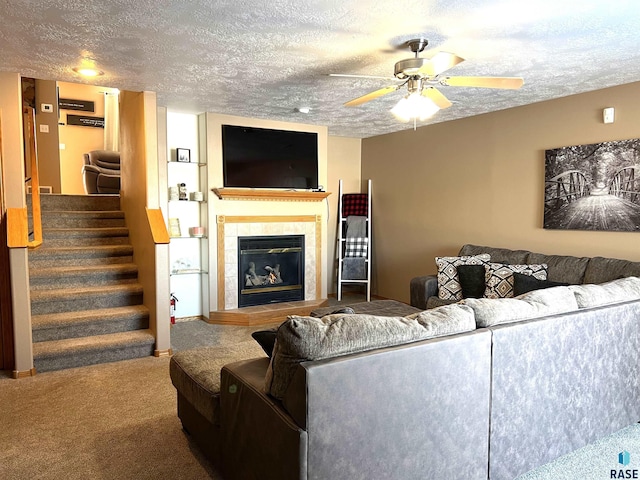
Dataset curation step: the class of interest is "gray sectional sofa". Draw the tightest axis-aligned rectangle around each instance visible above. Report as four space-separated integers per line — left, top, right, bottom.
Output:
410 243 640 310
170 245 640 480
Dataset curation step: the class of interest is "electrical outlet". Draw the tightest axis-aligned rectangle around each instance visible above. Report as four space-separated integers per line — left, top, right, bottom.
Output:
39 124 49 133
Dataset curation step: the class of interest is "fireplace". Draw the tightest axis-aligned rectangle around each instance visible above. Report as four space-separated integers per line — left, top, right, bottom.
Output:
238 235 305 308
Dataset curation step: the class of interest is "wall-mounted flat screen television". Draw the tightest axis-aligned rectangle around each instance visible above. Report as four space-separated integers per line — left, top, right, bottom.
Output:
222 124 319 189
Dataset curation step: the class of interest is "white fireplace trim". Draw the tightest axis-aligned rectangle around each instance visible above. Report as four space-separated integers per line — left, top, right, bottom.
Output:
216 215 322 310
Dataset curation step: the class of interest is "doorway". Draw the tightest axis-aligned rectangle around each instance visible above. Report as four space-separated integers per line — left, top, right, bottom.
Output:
25 77 120 194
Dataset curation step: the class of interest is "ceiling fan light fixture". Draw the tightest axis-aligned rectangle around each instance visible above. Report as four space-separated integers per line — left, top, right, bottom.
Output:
391 92 440 122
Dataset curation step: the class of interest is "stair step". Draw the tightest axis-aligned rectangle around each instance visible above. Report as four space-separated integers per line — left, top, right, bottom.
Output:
31 193 121 211
30 284 144 315
39 210 126 229
29 264 139 290
27 193 155 373
42 227 130 247
32 330 155 373
29 245 134 267
32 305 150 342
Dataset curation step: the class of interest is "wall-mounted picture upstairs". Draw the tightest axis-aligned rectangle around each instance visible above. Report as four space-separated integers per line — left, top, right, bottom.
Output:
544 139 640 232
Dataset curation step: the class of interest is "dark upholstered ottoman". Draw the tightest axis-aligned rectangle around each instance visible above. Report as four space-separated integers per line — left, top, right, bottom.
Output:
169 340 267 467
310 299 421 318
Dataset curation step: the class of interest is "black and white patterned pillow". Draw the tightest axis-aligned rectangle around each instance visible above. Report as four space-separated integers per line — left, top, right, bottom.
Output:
436 254 491 301
484 263 547 299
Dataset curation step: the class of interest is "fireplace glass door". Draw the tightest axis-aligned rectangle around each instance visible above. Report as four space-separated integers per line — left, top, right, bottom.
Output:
238 235 304 307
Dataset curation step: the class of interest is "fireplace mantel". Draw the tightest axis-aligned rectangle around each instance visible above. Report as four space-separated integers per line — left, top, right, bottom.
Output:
212 188 331 202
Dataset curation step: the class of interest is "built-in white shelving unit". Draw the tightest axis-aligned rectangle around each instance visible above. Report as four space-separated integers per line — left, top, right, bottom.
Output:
166 112 209 320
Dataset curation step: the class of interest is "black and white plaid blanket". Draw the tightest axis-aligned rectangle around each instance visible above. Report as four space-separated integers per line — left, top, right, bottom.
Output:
345 237 368 257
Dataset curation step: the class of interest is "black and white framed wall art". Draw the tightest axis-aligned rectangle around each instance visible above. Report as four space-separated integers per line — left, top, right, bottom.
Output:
176 148 191 163
544 138 640 231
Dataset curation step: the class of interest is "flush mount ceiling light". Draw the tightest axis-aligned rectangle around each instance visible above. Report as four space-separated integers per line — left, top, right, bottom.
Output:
72 66 104 77
295 107 311 114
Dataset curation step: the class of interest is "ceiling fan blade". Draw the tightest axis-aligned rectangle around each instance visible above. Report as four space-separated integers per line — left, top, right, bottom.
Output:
344 85 399 107
419 52 465 76
443 76 524 89
422 87 452 109
329 73 396 80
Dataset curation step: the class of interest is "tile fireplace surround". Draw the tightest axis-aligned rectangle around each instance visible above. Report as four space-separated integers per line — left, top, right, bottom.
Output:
216 215 323 311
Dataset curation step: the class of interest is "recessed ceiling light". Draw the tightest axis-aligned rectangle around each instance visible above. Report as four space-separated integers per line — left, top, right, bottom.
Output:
72 67 104 77
296 107 311 114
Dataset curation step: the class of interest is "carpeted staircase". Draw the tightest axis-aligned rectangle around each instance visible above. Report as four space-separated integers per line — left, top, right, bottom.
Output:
28 194 155 372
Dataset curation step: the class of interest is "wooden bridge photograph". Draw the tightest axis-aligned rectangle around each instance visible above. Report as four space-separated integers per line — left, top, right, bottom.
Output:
544 139 640 232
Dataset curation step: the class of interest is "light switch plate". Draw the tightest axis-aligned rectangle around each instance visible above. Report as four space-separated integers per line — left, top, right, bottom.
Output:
603 107 615 124
41 103 53 113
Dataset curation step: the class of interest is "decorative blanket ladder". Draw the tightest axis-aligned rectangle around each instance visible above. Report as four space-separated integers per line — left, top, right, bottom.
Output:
336 179 372 301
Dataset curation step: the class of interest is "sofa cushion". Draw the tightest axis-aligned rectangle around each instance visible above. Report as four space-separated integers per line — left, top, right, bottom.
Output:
583 257 640 284
526 252 589 284
484 263 547 299
436 254 491 301
568 276 640 308
512 272 569 296
457 264 487 298
169 341 267 425
459 244 530 264
463 286 579 327
265 305 476 399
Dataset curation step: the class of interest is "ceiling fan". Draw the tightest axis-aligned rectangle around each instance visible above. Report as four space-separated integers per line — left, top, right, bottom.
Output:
331 38 524 124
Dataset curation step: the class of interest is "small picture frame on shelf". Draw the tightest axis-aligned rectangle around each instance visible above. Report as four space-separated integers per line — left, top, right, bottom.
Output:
176 148 191 163
168 217 181 237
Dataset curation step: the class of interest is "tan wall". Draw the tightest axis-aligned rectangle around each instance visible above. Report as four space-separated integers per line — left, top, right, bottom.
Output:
57 82 106 194
362 81 640 303
34 79 61 192
326 136 361 294
119 90 170 352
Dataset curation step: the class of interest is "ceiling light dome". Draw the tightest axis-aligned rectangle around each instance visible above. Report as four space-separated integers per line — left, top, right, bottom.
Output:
72 67 104 77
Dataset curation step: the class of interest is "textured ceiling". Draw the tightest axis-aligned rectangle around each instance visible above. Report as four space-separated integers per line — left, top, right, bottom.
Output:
1 0 640 138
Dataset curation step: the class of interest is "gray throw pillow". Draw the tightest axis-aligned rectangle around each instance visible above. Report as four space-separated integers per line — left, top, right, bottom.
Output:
265 305 476 399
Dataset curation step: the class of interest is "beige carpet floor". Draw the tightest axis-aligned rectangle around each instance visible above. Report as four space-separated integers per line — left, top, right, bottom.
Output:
0 292 368 479
0 355 222 480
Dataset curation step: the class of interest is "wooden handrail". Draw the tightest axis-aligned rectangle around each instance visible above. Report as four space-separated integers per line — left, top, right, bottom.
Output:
7 208 28 248
146 208 170 244
22 107 42 249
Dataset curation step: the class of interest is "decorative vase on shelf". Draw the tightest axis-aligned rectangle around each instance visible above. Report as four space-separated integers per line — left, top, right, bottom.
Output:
189 226 205 237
